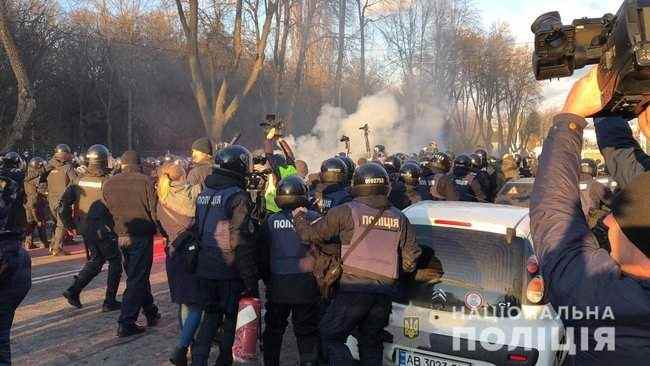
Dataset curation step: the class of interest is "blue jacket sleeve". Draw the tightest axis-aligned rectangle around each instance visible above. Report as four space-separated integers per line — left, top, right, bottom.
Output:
594 116 650 188
530 114 650 322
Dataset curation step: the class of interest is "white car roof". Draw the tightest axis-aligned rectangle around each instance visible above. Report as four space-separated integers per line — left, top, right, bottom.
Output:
403 201 531 237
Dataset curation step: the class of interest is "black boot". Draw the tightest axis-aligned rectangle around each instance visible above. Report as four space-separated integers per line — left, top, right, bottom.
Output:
117 323 146 337
62 282 83 309
145 305 161 327
169 346 188 366
102 300 122 312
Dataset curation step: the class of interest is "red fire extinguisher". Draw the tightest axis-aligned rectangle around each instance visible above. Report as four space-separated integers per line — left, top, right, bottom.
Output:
232 296 262 363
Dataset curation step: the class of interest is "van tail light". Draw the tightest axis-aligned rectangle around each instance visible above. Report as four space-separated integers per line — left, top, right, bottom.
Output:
526 275 545 304
526 255 539 275
508 354 529 362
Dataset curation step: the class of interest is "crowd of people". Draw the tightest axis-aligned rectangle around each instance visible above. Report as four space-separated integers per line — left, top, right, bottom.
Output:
2 67 650 366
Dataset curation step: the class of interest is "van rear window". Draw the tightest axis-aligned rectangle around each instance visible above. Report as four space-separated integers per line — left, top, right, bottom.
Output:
399 225 526 316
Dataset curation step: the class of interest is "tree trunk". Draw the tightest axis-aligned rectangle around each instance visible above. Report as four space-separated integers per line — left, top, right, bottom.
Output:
334 0 346 106
0 0 36 150
358 0 366 96
287 0 316 129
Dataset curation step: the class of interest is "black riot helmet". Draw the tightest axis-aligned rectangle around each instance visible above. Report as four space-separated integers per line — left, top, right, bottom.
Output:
580 158 598 177
86 144 110 170
431 152 452 174
474 149 488 169
419 158 434 177
400 161 422 186
275 176 309 209
214 145 252 180
3 152 21 169
54 144 72 160
454 154 471 169
337 154 356 182
351 163 391 197
514 153 523 167
320 157 348 184
29 157 46 169
383 155 402 174
0 176 19 232
469 154 482 172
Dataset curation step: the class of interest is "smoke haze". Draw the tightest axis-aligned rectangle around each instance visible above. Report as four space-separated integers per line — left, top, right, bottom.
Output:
286 91 445 172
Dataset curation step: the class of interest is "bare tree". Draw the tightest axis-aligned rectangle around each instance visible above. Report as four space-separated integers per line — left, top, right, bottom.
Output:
175 0 278 141
0 0 36 150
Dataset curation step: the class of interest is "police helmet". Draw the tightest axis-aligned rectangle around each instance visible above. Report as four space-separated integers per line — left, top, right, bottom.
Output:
454 154 471 169
275 176 309 209
431 152 452 173
320 157 348 184
214 145 252 179
86 144 110 170
337 155 356 182
54 144 72 159
351 163 391 197
383 155 402 174
29 157 46 169
419 158 433 177
469 154 482 172
580 159 598 177
374 145 386 154
474 149 488 169
400 161 422 186
514 154 523 167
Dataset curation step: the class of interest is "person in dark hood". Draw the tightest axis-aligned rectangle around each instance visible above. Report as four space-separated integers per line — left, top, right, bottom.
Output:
0 176 31 366
309 157 352 215
23 157 50 250
187 137 214 188
292 162 421 365
46 144 78 256
469 153 493 202
190 145 259 366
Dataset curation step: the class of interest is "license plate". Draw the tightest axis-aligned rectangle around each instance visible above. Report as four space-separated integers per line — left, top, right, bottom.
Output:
396 348 471 366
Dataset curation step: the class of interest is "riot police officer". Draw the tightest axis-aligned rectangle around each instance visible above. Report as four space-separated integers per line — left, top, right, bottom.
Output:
190 145 259 366
469 153 493 202
23 157 50 249
452 155 487 202
418 152 458 201
260 176 320 366
47 144 78 256
393 161 427 208
0 176 31 366
292 163 421 365
309 157 352 214
579 158 612 228
474 148 498 201
60 145 122 312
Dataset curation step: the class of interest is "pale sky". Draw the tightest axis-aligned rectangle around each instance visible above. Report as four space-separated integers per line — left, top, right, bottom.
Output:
479 0 623 109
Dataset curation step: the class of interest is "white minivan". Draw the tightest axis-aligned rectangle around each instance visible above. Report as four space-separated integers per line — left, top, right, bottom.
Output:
348 201 567 366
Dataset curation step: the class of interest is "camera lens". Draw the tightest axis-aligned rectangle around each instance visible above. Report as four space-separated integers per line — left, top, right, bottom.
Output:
531 11 562 34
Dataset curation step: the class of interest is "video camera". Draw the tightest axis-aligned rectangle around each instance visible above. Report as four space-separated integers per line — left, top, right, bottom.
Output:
532 0 650 117
260 114 285 137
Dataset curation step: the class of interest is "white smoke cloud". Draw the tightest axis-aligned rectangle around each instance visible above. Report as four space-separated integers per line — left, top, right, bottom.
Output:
286 90 445 173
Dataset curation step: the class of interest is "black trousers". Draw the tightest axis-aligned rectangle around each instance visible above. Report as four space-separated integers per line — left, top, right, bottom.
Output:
118 236 156 325
319 292 391 366
72 235 122 303
191 279 244 366
263 301 320 366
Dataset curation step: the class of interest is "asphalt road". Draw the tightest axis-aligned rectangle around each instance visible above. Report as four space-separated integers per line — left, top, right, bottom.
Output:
10 242 300 366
